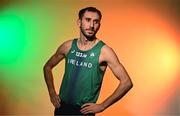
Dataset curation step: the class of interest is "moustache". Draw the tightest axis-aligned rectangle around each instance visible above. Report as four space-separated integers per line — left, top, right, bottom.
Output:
86 29 95 31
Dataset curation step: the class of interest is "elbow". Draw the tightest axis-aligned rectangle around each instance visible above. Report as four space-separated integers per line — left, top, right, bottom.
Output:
129 81 133 89
122 79 133 90
43 64 48 71
127 79 133 90
43 63 52 72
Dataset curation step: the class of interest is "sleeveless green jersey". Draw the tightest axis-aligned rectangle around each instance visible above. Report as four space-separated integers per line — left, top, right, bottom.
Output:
59 38 105 106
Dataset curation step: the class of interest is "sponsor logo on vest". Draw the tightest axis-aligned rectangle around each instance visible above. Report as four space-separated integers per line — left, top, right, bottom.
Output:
90 53 95 57
71 50 87 58
76 51 87 58
67 58 92 68
71 50 75 53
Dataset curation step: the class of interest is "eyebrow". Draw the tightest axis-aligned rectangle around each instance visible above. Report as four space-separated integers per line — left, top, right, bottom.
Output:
94 19 100 21
85 17 91 19
84 17 100 21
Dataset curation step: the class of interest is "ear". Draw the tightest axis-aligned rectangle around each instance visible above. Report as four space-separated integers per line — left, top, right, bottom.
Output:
77 19 81 27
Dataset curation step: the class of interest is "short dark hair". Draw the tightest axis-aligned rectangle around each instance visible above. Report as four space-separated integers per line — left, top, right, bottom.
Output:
78 7 102 20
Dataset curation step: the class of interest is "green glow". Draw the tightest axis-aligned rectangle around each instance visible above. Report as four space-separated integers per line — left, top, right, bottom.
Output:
0 14 26 64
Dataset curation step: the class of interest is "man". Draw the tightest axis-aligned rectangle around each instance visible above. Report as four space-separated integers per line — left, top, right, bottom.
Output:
43 7 133 115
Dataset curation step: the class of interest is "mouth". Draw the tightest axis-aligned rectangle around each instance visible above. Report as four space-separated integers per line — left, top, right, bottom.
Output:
86 29 94 34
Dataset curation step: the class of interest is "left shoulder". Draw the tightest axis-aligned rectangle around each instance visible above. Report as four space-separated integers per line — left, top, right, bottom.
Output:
100 44 119 63
101 44 116 55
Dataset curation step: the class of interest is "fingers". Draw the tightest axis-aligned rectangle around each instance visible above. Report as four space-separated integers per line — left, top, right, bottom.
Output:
57 95 61 104
81 103 95 114
81 103 92 108
51 95 61 108
80 106 93 114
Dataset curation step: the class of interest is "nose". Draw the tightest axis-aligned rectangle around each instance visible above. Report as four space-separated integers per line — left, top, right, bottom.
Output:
90 21 94 28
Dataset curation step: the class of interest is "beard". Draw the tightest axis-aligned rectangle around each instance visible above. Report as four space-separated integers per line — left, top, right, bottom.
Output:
80 26 98 41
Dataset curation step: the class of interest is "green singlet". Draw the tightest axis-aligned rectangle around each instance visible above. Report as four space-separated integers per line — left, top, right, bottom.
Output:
59 38 106 106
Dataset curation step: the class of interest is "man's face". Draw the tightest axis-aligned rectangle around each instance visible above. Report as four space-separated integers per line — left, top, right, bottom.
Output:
79 11 101 40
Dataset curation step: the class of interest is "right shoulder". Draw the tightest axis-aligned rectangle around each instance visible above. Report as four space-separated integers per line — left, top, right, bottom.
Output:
57 39 74 56
61 39 73 48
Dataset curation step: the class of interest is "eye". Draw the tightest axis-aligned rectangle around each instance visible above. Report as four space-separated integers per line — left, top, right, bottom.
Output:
85 18 91 22
94 20 100 24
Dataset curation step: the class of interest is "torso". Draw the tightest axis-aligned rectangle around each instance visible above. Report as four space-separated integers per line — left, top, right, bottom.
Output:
63 39 107 72
60 38 106 105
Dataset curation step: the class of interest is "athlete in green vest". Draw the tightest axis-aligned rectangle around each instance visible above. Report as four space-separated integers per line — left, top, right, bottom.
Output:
44 7 133 115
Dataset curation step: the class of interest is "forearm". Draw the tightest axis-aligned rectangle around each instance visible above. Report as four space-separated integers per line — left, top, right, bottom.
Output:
101 81 133 110
43 66 56 94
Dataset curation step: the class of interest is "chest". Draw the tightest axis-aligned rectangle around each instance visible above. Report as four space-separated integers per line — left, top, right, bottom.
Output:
68 50 97 61
66 49 99 69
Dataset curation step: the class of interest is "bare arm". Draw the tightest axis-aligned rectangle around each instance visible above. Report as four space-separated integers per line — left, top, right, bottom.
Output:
43 40 72 108
81 45 133 114
100 46 133 109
